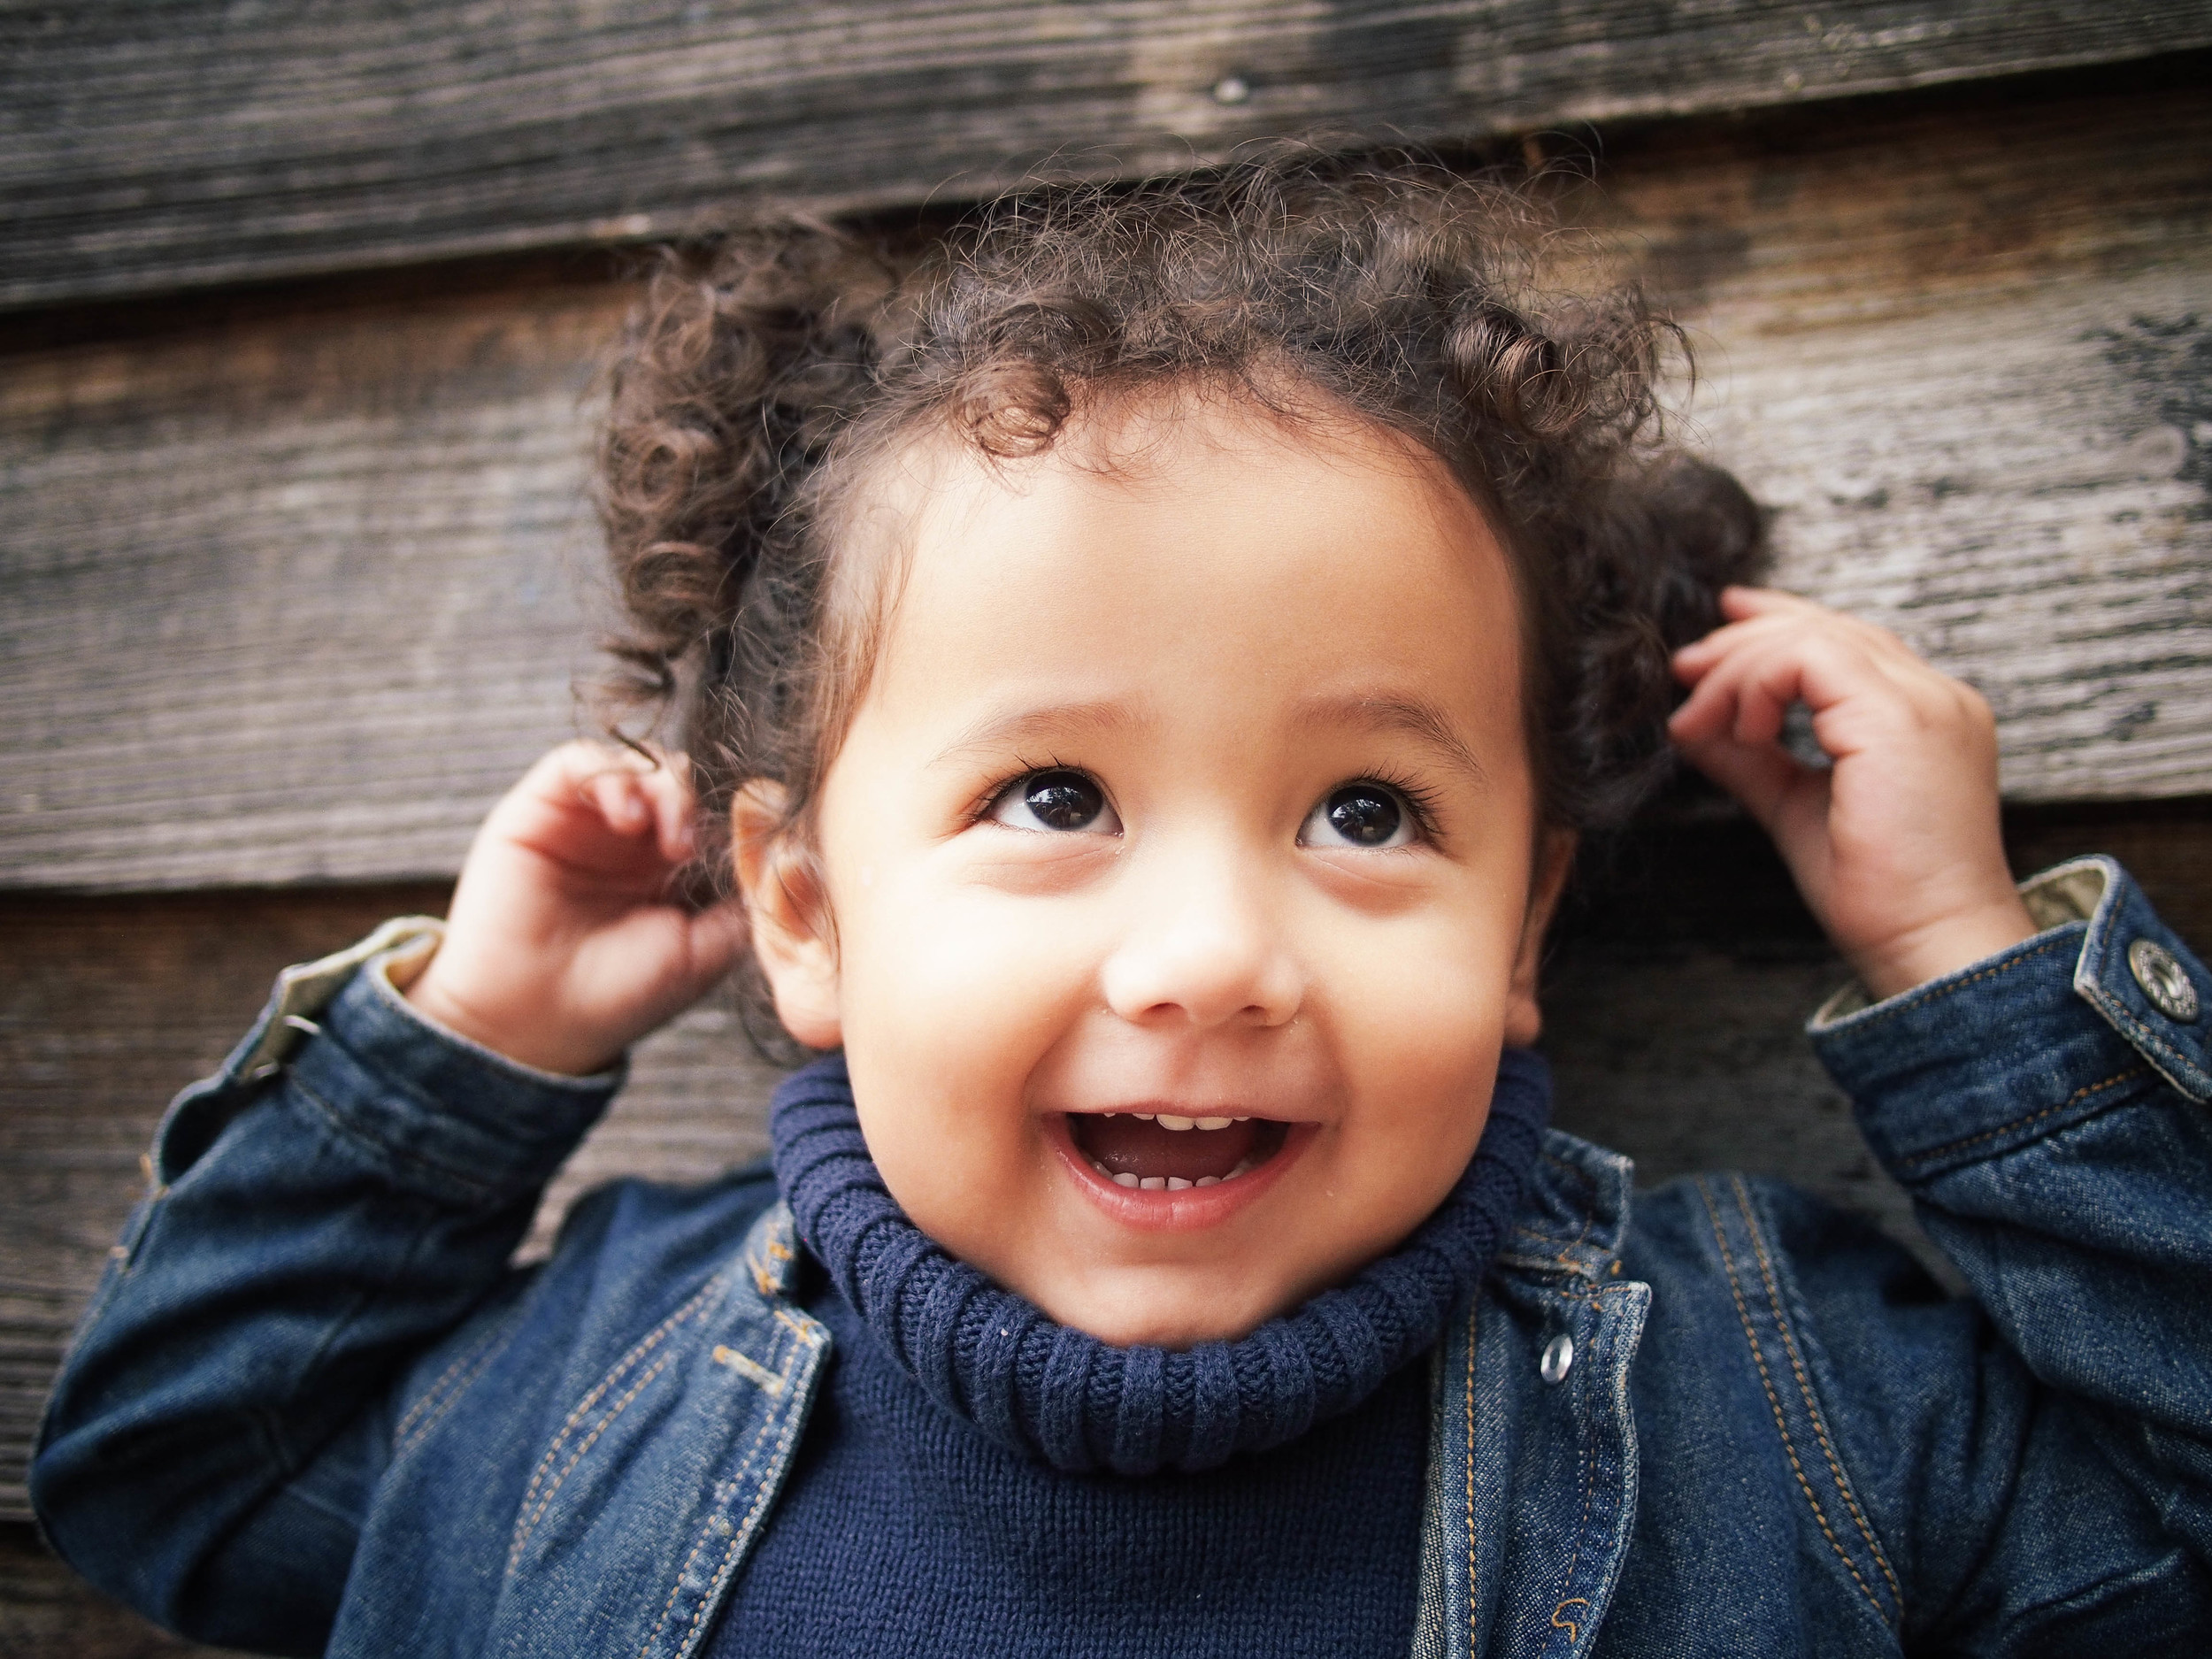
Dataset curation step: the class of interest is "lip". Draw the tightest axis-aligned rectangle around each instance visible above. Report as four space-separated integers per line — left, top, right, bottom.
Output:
1046 1112 1315 1233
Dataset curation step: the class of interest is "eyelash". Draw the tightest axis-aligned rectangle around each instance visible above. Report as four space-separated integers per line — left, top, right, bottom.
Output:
968 761 1445 842
967 755 1085 826
1338 768 1445 844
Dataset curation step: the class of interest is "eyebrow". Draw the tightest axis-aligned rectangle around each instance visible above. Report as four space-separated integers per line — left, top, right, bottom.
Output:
931 700 1153 770
1294 692 1492 791
930 691 1488 789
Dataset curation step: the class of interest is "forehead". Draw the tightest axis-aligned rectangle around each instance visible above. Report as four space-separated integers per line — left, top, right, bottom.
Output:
854 390 1525 736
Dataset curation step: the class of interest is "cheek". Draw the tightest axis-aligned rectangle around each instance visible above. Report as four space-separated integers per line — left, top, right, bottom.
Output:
832 877 1100 1246
1337 927 1508 1118
843 878 1096 1070
1314 875 1527 1164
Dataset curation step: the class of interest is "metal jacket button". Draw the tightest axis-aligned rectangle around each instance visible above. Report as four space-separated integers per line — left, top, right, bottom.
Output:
2129 938 2200 1022
1540 1332 1575 1385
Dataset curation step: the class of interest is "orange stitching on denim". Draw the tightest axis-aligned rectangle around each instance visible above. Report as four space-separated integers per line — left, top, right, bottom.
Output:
2091 999 2202 1087
397 1316 516 1455
1895 1067 2147 1171
507 1274 724 1575
711 1344 784 1394
641 1499 726 1656
1549 1307 1601 1654
1551 1599 1590 1644
1843 937 2066 1027
747 1226 795 1295
511 1347 681 1573
642 1325 824 1659
396 1331 491 1446
1696 1179 1888 1624
1731 1176 1902 1617
1463 1304 1479 1652
641 1375 786 1656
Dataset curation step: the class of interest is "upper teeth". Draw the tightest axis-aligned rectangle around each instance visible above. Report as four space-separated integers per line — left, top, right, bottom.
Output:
1125 1113 1238 1132
1097 1112 1261 1133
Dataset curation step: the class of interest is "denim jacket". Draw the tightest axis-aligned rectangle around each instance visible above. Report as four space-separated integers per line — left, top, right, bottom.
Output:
32 858 2212 1655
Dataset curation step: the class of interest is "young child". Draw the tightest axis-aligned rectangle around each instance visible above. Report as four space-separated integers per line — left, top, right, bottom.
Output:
33 157 2211 1656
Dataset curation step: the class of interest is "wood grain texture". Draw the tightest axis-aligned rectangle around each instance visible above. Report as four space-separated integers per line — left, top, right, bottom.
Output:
0 275 634 891
1579 81 2212 804
4 3 2208 309
0 1524 250 1659
3 804 2205 1530
4 76 2209 892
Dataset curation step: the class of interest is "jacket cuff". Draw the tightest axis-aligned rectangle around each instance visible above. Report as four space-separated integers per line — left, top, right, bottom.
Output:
156 918 622 1202
1810 858 2209 1181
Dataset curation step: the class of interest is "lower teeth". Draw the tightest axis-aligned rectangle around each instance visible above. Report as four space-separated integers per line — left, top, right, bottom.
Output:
1094 1162 1243 1191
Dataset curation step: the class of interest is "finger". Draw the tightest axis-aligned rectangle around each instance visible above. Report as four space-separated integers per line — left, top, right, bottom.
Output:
480 742 623 849
1716 585 1817 623
683 899 749 979
1670 634 1802 746
1677 593 1925 693
585 769 655 838
1687 620 1918 756
628 757 702 866
1672 596 1826 681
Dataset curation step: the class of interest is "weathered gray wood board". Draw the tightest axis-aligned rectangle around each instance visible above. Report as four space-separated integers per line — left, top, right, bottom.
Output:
1581 88 2212 803
5 3 2208 309
0 1523 250 1659
6 77 2209 893
4 805 2206 1532
0 277 632 890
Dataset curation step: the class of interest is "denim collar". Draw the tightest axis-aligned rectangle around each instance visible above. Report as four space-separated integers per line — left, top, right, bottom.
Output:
1496 1122 1636 1284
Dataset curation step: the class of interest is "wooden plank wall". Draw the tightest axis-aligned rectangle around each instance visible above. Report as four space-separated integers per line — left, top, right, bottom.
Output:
3 6 2208 1652
7 3 2208 308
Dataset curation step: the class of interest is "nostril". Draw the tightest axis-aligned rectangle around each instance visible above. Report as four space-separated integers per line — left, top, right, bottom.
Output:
1102 942 1302 1031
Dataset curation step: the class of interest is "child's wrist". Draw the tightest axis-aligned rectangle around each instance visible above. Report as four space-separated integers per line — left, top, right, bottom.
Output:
403 964 620 1078
1847 895 2041 1002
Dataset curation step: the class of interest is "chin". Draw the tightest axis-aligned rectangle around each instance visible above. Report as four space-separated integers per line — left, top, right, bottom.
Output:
1045 1272 1287 1351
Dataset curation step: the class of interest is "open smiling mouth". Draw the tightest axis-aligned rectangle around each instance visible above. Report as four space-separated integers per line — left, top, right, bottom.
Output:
1065 1112 1293 1191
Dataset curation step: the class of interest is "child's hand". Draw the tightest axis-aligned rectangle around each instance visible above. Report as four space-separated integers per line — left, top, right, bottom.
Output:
403 742 746 1076
1669 588 2038 1002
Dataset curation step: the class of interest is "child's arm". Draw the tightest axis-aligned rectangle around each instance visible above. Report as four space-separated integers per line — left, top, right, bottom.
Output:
32 744 744 1650
1670 588 2212 1636
1668 585 2037 1001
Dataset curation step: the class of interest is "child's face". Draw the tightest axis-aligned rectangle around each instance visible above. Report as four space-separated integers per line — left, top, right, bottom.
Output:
741 392 1564 1347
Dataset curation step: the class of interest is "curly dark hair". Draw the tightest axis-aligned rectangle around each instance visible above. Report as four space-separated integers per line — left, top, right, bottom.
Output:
596 150 1764 960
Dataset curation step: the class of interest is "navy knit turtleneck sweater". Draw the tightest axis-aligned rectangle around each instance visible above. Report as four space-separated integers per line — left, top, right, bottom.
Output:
712 1050 1550 1658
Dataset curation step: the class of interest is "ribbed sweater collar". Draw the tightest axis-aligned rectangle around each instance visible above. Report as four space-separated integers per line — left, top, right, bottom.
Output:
769 1050 1550 1475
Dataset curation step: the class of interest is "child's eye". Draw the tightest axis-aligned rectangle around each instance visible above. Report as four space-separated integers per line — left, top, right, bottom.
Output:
1300 782 1418 849
988 769 1122 834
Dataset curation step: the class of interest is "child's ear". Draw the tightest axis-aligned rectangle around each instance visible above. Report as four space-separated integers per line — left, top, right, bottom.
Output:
1502 828 1577 1048
731 780 843 1050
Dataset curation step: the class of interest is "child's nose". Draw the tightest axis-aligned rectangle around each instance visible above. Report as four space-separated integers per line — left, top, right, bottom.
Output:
1100 853 1303 1030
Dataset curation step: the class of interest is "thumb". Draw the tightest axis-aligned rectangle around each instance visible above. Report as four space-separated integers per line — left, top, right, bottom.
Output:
684 900 750 987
